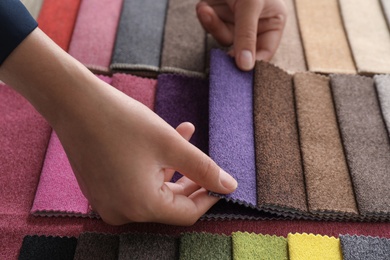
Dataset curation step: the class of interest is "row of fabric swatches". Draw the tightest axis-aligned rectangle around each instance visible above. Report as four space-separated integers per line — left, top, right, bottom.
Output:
1 50 390 221
18 232 390 260
22 0 390 77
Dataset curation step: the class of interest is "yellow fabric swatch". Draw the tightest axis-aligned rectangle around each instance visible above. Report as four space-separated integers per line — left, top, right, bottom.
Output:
287 233 342 260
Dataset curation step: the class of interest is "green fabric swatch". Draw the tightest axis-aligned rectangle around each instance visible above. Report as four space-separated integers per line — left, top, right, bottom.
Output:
179 232 231 260
232 232 288 260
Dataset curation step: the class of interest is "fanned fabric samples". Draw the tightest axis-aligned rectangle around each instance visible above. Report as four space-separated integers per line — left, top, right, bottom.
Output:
374 75 390 137
208 49 257 206
330 75 390 217
253 61 307 214
110 0 168 76
339 0 390 74
293 73 357 216
119 234 178 260
37 0 81 51
270 0 306 73
160 0 207 77
340 235 390 260
0 84 51 215
20 0 44 19
287 233 342 260
68 0 123 73
232 232 288 260
111 73 157 110
179 233 231 260
19 235 77 260
295 0 356 74
74 233 119 260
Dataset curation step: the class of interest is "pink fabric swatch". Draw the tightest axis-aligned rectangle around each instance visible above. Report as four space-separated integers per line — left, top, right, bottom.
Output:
111 73 157 110
0 84 51 215
68 0 123 73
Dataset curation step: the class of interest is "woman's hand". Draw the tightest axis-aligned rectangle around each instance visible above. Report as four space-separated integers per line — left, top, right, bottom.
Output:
197 0 287 70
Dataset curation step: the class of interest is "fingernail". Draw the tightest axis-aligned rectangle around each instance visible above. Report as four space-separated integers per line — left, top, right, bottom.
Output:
200 13 211 24
219 169 238 191
239 50 253 71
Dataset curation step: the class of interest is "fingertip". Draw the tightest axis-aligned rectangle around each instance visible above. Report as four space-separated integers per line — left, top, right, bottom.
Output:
219 169 238 193
236 50 254 71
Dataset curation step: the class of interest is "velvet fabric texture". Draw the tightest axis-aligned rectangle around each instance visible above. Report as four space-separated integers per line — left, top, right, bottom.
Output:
287 233 343 260
295 0 356 74
294 73 357 215
340 235 390 260
374 75 390 137
37 0 81 51
330 74 390 217
160 0 207 77
232 232 288 260
208 49 257 206
270 0 306 73
339 0 390 74
68 0 123 73
253 61 307 214
74 233 119 260
110 0 168 76
21 0 44 19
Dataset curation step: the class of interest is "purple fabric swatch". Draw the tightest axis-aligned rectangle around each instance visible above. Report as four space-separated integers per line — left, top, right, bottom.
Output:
155 74 209 181
208 49 257 206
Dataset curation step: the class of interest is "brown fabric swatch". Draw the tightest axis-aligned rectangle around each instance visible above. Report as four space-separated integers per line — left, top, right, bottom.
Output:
270 0 307 73
253 61 307 213
160 0 206 77
294 73 358 215
73 233 119 260
295 0 356 74
339 0 390 74
330 74 390 216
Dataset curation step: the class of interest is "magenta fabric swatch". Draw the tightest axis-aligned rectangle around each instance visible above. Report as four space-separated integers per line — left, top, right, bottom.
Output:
68 0 123 73
0 83 51 215
208 49 257 206
111 73 157 110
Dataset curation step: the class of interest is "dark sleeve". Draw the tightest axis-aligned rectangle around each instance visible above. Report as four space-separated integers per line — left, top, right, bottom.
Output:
0 0 38 65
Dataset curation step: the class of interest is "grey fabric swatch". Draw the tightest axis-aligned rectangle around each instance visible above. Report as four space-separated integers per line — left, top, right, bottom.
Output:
330 74 390 216
340 235 390 260
118 233 178 260
21 0 43 19
374 75 390 138
110 0 168 76
160 0 206 77
74 233 119 260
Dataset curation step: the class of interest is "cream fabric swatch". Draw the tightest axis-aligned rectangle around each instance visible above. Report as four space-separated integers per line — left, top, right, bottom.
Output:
339 0 390 74
295 0 356 74
21 0 44 19
270 0 307 73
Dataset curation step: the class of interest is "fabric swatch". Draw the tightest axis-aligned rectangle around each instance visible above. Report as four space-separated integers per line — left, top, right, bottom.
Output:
330 74 390 217
179 233 231 260
31 131 90 217
287 233 342 260
110 0 168 76
270 0 307 73
68 0 123 73
37 0 81 51
111 73 157 110
0 84 51 215
208 49 257 206
374 75 390 137
253 61 307 213
293 73 357 215
160 0 206 77
381 0 390 28
339 0 390 74
19 235 77 260
74 233 119 260
295 0 355 74
21 0 44 19
119 233 178 260
340 235 390 260
232 232 288 260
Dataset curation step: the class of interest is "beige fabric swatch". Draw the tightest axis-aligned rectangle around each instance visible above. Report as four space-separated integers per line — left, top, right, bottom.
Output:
270 0 307 73
294 73 358 215
339 0 390 74
21 0 44 19
295 0 356 74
